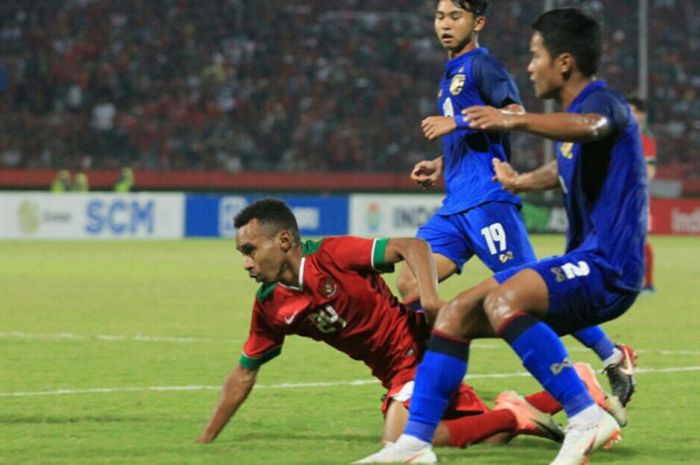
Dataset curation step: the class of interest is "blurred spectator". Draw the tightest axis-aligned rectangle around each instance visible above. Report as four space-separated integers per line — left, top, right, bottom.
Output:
73 172 89 192
50 169 72 192
114 167 134 192
0 1 697 176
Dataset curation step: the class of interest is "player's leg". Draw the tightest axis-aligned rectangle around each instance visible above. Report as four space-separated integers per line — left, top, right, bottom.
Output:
354 279 498 463
571 326 616 363
483 268 600 423
487 258 627 465
383 391 515 448
469 203 639 408
383 398 410 444
396 213 469 303
384 376 564 449
643 241 655 292
439 382 564 446
516 362 627 428
461 201 538 272
571 325 638 407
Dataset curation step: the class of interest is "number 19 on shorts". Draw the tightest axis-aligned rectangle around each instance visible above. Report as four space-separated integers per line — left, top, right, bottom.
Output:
481 222 507 255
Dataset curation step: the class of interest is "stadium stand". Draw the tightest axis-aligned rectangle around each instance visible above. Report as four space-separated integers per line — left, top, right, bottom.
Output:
0 0 697 192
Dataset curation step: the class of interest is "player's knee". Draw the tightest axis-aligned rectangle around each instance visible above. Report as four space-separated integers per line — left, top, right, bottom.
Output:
433 291 485 338
483 286 517 331
433 299 468 336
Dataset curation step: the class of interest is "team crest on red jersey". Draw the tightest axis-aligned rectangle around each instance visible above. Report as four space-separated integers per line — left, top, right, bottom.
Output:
318 277 338 298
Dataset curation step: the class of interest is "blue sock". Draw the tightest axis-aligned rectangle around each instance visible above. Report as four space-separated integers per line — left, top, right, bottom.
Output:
404 331 470 443
572 326 616 361
500 313 594 417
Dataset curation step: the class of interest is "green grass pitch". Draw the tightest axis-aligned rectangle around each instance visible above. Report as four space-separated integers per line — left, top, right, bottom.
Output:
1 235 699 464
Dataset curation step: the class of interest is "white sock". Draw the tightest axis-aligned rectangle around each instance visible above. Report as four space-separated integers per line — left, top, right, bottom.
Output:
603 347 623 367
395 434 431 450
569 404 604 426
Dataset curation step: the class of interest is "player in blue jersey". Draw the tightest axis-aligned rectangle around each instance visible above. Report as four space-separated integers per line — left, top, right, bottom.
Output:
355 8 646 465
400 0 638 409
399 0 536 291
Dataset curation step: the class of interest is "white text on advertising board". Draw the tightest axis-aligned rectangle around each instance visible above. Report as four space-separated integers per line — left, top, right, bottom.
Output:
672 208 700 233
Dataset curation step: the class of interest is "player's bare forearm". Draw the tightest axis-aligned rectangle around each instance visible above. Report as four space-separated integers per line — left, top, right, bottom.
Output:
509 112 610 142
493 159 559 193
197 365 257 443
384 238 444 319
463 107 610 142
515 160 560 192
502 103 525 114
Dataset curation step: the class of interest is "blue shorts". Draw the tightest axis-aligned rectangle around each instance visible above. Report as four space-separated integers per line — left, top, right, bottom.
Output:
417 202 536 273
493 252 639 335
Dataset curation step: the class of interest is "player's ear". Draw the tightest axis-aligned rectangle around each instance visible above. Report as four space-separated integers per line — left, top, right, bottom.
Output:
277 230 294 252
557 52 574 77
474 15 486 32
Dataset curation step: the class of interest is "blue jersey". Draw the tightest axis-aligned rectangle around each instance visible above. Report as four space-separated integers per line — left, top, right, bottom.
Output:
436 48 522 215
556 81 647 291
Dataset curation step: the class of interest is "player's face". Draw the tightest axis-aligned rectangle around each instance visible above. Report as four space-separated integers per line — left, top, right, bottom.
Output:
630 105 646 127
434 1 484 56
527 32 563 100
236 219 286 285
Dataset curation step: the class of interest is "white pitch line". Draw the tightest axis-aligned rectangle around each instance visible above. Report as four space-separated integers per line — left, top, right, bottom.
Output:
1 332 698 356
0 332 240 345
1 366 699 398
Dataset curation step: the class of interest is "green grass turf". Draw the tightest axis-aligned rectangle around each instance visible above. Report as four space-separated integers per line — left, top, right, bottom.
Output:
1 235 699 464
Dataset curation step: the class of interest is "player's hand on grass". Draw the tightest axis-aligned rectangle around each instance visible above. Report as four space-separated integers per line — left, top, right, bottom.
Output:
196 433 215 444
492 158 522 193
421 116 457 140
461 105 519 131
411 158 442 189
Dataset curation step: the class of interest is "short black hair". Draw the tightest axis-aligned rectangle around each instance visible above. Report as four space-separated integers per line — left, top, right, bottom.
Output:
626 95 646 113
234 198 301 243
531 8 601 77
448 0 488 16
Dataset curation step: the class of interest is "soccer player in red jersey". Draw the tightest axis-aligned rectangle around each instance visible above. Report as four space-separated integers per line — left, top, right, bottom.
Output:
628 96 656 293
197 199 592 447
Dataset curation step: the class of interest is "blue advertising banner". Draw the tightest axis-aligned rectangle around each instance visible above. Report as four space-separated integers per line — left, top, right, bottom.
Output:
185 195 349 237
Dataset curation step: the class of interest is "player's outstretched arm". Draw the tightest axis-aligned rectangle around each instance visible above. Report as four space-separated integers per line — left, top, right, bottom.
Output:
383 238 445 319
462 106 611 143
493 158 559 193
197 364 258 443
410 155 444 189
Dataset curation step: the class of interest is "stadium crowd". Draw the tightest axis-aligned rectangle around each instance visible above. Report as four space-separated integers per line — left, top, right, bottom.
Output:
0 0 697 175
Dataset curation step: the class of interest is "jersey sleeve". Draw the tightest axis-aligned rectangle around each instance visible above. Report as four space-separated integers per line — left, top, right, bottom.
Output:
239 301 284 370
579 90 630 136
472 53 522 108
643 133 657 163
322 236 394 273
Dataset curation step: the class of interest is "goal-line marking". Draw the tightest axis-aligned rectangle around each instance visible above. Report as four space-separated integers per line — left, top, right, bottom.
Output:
2 365 699 398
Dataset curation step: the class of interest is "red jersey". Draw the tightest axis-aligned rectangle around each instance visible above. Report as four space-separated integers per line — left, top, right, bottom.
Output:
641 129 657 164
240 237 430 389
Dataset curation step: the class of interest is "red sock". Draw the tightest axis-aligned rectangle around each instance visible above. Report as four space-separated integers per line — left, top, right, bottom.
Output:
524 391 561 415
644 242 654 287
443 410 517 447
